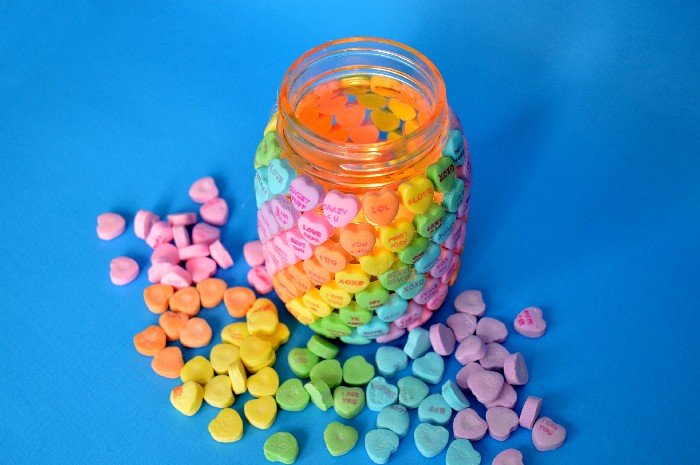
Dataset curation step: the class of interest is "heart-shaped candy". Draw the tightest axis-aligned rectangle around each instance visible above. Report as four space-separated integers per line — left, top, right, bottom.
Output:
275 378 310 411
96 212 126 240
375 346 408 378
254 131 282 168
403 327 431 359
323 190 360 228
414 242 441 273
207 408 243 443
397 235 429 264
319 281 353 308
398 176 435 214
454 290 485 316
298 211 333 246
442 129 465 165
414 203 445 238
146 221 173 248
355 281 390 310
334 263 371 293
486 407 519 441
414 423 449 458
476 317 508 343
304 379 334 411
426 156 456 193
446 313 477 342
480 343 510 370
109 256 139 286
200 197 229 226
377 404 410 437
412 351 445 385
134 209 159 240
532 417 566 451
514 306 547 338
493 449 524 465
339 302 373 327
446 439 481 465
333 386 366 419
339 222 377 257
455 335 487 365
203 375 234 408
189 176 219 203
413 277 440 305
324 422 359 457
453 408 488 441
356 316 390 339
519 396 543 429
485 383 517 409
170 381 204 416
433 212 457 244
270 195 299 230
467 370 505 404
358 246 396 276
396 270 427 300
397 375 429 408
314 241 349 273
365 429 399 464
317 313 353 338
378 218 415 252
363 189 400 226
375 323 405 343
429 323 456 356
376 294 408 323
342 355 375 386
503 352 529 385
418 393 452 425
247 366 280 398
191 223 220 245
394 301 424 329
289 174 325 212
429 248 453 279
284 227 314 260
442 178 465 213
366 376 399 411
263 432 299 464
340 329 373 345
267 158 297 195
254 168 271 208
441 380 470 411
378 262 411 291
310 359 343 389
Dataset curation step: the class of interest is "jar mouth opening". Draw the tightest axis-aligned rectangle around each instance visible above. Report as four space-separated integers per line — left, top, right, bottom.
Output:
278 37 448 153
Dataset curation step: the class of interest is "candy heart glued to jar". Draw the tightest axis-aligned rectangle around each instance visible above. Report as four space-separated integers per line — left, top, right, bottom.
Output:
252 37 471 344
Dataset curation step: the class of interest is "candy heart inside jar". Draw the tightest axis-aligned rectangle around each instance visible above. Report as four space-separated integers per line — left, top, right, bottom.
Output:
252 38 471 343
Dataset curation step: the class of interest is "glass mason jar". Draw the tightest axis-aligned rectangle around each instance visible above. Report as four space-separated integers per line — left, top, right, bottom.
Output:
252 37 471 344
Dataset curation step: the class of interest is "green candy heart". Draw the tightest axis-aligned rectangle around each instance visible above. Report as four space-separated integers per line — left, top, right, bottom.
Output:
263 432 299 464
333 386 366 419
254 131 282 169
339 302 373 327
413 203 445 238
342 355 376 386
320 313 353 337
304 379 334 411
378 262 411 291
307 335 339 360
355 281 390 310
441 178 465 213
287 348 319 378
308 319 337 339
275 378 310 412
324 422 359 457
397 235 429 264
425 156 456 193
310 359 343 389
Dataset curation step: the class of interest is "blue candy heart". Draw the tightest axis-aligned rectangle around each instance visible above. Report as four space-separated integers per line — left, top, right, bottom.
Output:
442 129 465 166
432 213 457 244
441 380 470 411
396 270 427 300
412 351 445 385
376 294 408 322
375 346 408 378
357 316 390 339
414 423 449 458
376 404 410 438
340 329 372 345
254 167 271 208
404 327 431 359
397 376 429 409
418 393 452 425
366 376 399 411
364 428 399 464
267 158 296 195
446 439 481 465
414 242 441 273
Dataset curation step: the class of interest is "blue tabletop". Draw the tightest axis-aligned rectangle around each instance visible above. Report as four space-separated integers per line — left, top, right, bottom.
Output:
1 2 698 464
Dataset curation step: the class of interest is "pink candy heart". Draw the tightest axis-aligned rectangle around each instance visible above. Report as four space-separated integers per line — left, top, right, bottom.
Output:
258 201 281 237
185 256 217 283
486 407 519 441
532 417 566 451
289 174 325 212
270 195 300 230
97 212 126 240
493 449 524 465
503 352 529 385
446 313 477 342
375 323 406 343
191 223 220 245
479 342 510 370
209 240 233 269
242 240 265 267
454 289 485 316
109 256 139 285
455 335 487 365
413 277 440 305
146 221 173 248
429 323 456 356
467 370 504 404
248 266 273 294
519 396 543 430
453 408 488 441
151 243 180 265
134 210 159 240
297 211 333 246
160 265 192 289
199 197 229 226
426 282 449 310
172 225 191 248
189 176 219 203
273 235 299 266
456 362 484 389
284 227 314 260
485 383 517 409
167 212 197 226
476 317 508 343
322 190 360 228
178 243 210 261
394 301 424 329
514 306 547 338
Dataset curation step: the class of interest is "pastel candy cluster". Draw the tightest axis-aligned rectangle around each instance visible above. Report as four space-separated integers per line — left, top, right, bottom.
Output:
253 114 471 343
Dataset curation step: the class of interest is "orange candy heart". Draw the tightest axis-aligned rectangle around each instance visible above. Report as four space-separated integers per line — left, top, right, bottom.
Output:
362 189 400 226
314 241 350 273
339 223 377 257
302 257 333 286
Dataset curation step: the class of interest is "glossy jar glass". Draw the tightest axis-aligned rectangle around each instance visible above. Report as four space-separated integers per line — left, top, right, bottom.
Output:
252 37 471 344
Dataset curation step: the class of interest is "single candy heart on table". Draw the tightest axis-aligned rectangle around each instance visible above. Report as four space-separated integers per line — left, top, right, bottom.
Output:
363 189 400 226
414 423 449 458
404 327 431 359
247 367 280 397
376 404 410 437
134 209 159 240
519 396 543 429
207 408 243 443
532 417 566 451
170 381 204 416
200 197 229 226
476 317 508 343
110 256 139 285
412 351 445 385
97 212 126 240
189 176 219 203
426 156 456 192
275 378 310 412
342 355 375 386
289 174 325 212
267 158 296 195
323 190 360 228
493 448 524 465
192 222 220 245
244 395 278 429
514 306 547 338
298 211 333 246
375 346 408 378
398 176 435 214
366 376 399 411
376 294 408 323
413 203 445 237
467 370 505 404
333 386 365 419
324 421 359 457
397 376 429 409
263 432 299 464
378 218 415 252
486 407 520 441
453 408 488 441
418 393 452 425
441 380 470 411
365 428 399 464
446 439 481 465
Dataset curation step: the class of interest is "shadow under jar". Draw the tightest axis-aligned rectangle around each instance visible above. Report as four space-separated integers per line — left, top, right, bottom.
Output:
253 37 471 344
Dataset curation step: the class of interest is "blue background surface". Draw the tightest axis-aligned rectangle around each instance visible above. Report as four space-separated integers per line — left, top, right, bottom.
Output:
1 1 698 464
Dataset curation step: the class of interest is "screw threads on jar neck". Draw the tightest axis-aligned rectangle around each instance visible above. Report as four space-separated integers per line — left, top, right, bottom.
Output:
277 37 449 192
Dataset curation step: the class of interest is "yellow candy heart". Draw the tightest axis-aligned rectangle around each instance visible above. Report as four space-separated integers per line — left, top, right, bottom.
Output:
240 335 274 369
263 113 278 135
358 246 396 276
258 323 290 350
303 288 334 317
247 298 279 336
334 264 371 293
221 322 250 347
247 366 280 398
244 396 278 429
398 176 434 214
228 359 248 395
286 297 318 325
210 343 241 375
246 351 276 374
170 381 204 416
319 281 353 308
204 375 235 408
208 408 244 443
180 356 214 385
378 218 416 252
